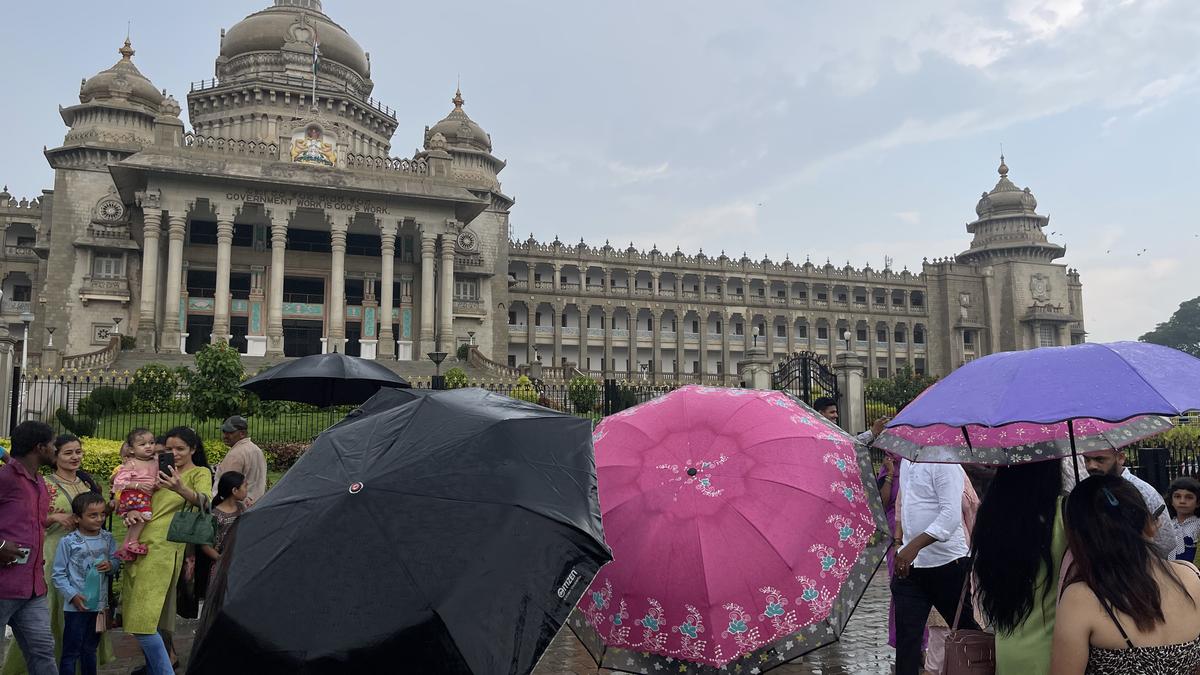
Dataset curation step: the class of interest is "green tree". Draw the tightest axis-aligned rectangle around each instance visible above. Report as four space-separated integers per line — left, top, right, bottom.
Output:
510 375 540 403
1140 296 1200 357
444 367 468 389
187 342 250 421
567 376 600 414
865 365 938 410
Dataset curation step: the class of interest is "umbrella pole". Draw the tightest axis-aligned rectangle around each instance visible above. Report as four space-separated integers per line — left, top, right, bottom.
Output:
1068 419 1080 484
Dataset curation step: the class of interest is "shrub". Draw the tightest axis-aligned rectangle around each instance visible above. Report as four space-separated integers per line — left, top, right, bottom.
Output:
263 442 310 471
444 367 468 389
510 375 540 404
128 364 180 413
76 395 105 419
119 335 137 350
55 408 97 437
86 386 133 413
456 343 471 360
187 343 250 421
568 376 600 414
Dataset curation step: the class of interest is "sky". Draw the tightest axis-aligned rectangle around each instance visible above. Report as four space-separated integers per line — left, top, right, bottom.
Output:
1 0 1197 342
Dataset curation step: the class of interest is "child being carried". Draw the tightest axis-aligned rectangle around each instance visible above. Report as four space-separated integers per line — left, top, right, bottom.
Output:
112 428 159 561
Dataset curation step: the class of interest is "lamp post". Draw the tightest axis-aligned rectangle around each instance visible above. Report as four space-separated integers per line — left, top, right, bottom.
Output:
427 350 447 390
112 316 123 336
19 311 33 423
467 330 475 346
45 327 55 348
639 362 648 382
752 326 760 349
843 329 852 353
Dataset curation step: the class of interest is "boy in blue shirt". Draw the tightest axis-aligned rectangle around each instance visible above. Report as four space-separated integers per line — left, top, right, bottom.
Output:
51 492 118 675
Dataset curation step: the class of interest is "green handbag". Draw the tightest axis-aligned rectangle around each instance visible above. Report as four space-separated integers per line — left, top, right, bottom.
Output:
167 502 216 546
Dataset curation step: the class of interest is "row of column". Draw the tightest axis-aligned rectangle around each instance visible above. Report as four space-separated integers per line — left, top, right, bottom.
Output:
523 265 921 311
138 208 457 357
519 306 922 378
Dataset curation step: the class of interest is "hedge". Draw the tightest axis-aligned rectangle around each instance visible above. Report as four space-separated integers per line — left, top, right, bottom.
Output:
0 437 229 478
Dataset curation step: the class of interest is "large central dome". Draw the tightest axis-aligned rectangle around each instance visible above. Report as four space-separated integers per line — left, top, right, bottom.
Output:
219 0 370 83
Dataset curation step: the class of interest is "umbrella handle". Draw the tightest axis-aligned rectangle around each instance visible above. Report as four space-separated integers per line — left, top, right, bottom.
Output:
1068 419 1080 484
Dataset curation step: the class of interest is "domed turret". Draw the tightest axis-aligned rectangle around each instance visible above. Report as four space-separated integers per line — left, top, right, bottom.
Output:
425 88 492 152
958 156 1063 264
78 39 165 113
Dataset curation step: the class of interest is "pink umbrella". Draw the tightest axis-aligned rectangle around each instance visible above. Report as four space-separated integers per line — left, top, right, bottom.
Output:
570 386 889 674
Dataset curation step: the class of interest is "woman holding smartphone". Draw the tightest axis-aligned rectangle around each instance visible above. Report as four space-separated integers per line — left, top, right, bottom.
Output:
120 426 211 675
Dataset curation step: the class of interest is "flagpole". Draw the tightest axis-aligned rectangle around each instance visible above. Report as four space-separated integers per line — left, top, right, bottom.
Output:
310 26 320 111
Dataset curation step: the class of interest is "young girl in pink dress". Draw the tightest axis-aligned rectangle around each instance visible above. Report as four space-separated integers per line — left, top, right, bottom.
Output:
112 428 159 561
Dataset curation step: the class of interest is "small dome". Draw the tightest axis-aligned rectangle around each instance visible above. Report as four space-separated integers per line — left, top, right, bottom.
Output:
220 2 369 80
426 88 492 152
79 39 164 111
976 156 1038 217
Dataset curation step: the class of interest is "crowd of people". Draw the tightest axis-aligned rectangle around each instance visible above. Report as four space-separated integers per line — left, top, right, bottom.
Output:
0 416 265 675
815 402 1200 673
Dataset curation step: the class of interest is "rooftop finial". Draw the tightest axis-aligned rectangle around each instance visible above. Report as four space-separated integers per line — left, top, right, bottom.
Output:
119 37 135 61
998 147 1008 177
452 85 464 110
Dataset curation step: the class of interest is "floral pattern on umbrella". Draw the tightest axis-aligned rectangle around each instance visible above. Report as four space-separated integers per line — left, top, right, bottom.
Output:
571 386 889 673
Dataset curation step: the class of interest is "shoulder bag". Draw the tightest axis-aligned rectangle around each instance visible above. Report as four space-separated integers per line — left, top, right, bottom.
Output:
167 489 215 546
942 555 995 675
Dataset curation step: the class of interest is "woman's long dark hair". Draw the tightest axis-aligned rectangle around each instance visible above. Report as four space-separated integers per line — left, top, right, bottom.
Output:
53 433 102 495
164 426 208 468
972 459 1062 635
1065 474 1194 632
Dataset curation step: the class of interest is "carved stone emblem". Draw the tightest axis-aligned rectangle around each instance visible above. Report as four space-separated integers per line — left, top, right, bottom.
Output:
290 122 337 166
456 229 479 253
1030 273 1050 302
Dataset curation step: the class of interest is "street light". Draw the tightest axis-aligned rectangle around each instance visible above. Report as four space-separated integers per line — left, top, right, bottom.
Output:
467 330 475 346
19 311 33 423
427 350 448 390
752 326 760 348
45 327 55 348
639 362 648 382
112 316 123 335
843 329 852 352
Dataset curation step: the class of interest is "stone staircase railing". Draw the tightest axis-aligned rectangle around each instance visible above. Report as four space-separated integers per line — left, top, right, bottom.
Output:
61 336 121 371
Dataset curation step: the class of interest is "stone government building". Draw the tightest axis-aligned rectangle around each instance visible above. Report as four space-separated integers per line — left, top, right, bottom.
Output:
0 0 1086 384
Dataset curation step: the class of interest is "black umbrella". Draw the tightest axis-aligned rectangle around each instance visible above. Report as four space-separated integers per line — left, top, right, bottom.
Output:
188 388 611 675
239 352 409 407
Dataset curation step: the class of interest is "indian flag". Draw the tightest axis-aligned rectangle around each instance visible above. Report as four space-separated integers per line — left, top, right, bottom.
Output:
312 32 321 77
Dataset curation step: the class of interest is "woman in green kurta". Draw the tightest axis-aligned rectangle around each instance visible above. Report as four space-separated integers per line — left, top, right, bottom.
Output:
971 460 1068 674
1 435 115 675
120 427 211 675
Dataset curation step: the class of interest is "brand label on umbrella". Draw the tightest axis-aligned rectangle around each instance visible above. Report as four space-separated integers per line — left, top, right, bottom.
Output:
557 569 580 599
349 482 363 494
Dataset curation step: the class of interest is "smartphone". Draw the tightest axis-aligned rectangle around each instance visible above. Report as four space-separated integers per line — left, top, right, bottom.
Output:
158 452 175 475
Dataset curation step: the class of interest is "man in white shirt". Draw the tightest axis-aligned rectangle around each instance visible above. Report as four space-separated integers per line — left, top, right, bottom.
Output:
217 415 268 504
893 458 979 675
1083 449 1177 558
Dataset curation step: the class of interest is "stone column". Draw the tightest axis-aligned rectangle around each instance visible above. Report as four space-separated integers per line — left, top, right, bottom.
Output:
438 236 455 352
160 213 187 353
765 316 776 359
579 305 590 373
136 209 162 351
552 264 561 292
651 309 662 383
738 345 773 390
651 271 660 298
786 316 796 354
604 268 613 296
833 352 867 433
246 265 267 356
211 209 234 344
888 321 898 375
526 304 537 363
674 276 683 300
699 313 710 381
326 218 348 353
377 221 397 359
0 326 15 437
266 213 288 357
602 308 613 377
552 305 562 367
418 230 436 355
721 313 731 384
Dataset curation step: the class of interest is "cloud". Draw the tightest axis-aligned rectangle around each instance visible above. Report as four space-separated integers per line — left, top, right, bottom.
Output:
616 201 760 255
894 211 922 225
605 160 671 186
1006 0 1088 39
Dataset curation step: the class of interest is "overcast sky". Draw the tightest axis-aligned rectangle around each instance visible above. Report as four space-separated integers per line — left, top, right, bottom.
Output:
2 0 1196 342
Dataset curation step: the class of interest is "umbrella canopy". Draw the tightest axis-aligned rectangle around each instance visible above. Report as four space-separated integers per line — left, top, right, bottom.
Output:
188 388 611 675
571 386 889 673
239 352 409 407
876 342 1200 464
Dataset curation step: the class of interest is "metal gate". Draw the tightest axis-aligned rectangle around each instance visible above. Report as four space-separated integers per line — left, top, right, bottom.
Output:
770 351 838 405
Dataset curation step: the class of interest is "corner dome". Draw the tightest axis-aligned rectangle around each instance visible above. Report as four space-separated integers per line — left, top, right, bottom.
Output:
79 39 164 111
976 156 1038 217
425 88 492 152
220 1 370 81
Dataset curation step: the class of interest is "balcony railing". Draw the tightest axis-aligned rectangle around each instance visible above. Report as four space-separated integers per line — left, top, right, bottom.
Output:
1 300 31 314
4 245 36 259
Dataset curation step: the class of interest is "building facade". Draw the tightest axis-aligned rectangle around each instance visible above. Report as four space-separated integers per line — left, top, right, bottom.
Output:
0 0 1086 382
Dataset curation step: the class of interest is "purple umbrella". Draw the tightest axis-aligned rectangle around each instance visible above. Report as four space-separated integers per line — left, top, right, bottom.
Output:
875 342 1200 466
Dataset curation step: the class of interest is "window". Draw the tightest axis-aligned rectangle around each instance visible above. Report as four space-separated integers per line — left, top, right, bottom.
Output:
893 293 904 306
798 290 808 299
715 321 722 335
507 355 517 367
895 329 906 343
777 289 785 298
92 252 124 278
735 287 743 296
856 328 868 342
855 294 866 304
734 323 744 336
534 273 542 282
691 320 699 333
878 367 889 378
508 311 516 325
647 317 653 331
915 358 926 375
560 276 567 284
1038 324 1057 347
454 278 478 300
561 313 568 328
837 293 848 302
776 324 786 337
797 325 808 338
692 360 700 374
716 361 724 375
817 326 828 340
911 292 925 307
817 292 828 301
877 329 888 343
914 328 926 344
11 285 31 302
757 288 765 296
535 311 542 326
963 330 975 347
670 319 677 332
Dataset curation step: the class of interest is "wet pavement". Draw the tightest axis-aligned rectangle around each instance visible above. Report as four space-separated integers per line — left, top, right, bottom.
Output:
3 577 893 674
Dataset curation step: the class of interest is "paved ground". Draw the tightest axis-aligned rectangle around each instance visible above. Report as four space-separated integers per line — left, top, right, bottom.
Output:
3 577 894 674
